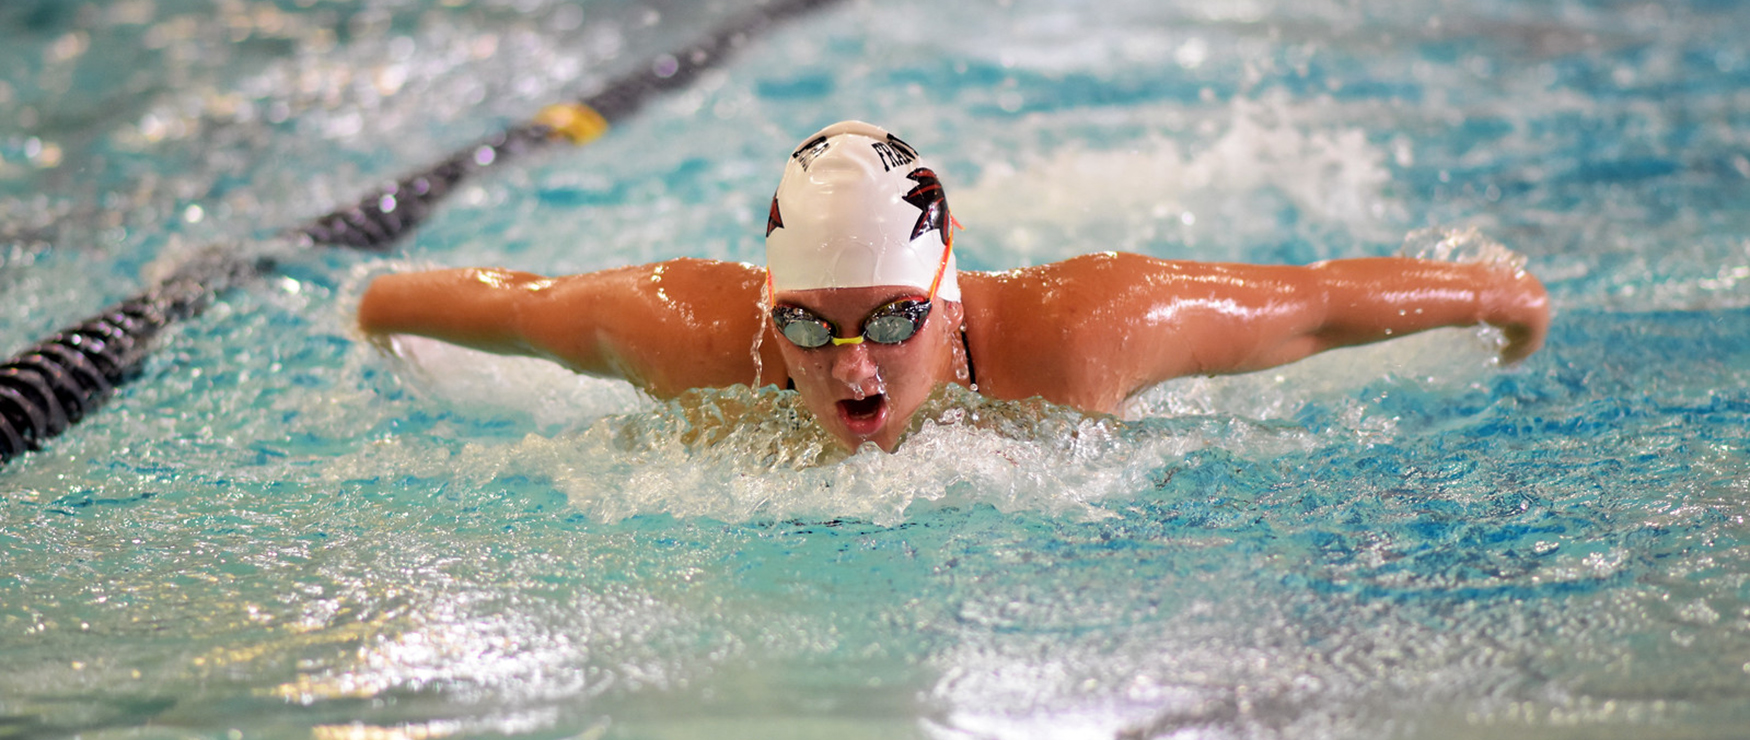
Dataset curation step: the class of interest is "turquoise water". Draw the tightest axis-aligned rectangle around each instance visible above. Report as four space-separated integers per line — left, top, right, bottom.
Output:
4 0 1750 737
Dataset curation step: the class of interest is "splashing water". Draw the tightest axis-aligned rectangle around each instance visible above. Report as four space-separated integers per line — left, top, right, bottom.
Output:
316 383 1296 527
1400 225 1529 273
3 0 1750 737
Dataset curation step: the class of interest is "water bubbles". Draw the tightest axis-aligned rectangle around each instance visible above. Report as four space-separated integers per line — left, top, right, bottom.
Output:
388 36 417 62
953 98 1401 263
309 382 1253 528
1400 226 1528 272
19 137 60 168
2 0 1747 735
1175 37 1210 69
553 5 585 32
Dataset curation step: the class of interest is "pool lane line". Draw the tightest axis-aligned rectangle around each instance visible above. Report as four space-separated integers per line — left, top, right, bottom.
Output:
298 0 843 250
0 0 847 466
0 246 257 464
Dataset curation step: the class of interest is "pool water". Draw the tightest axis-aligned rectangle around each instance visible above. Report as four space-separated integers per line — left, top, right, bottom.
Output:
4 0 1750 737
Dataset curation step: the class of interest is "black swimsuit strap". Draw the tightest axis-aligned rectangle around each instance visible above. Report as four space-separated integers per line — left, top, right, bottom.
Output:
781 329 978 392
961 327 978 390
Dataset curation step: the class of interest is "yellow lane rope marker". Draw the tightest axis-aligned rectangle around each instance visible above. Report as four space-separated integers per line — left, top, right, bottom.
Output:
533 102 611 144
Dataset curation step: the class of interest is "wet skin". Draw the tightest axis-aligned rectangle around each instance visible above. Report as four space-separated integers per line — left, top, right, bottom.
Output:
769 286 969 452
358 252 1550 452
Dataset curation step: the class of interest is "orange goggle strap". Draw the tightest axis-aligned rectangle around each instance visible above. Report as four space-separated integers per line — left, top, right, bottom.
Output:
925 218 959 302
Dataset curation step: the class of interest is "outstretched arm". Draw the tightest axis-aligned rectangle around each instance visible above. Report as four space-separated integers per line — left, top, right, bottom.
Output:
965 253 1549 412
359 267 560 359
358 258 784 396
1223 256 1550 370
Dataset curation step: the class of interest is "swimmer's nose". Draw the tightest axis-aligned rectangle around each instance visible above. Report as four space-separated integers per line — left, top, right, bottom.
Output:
830 342 878 389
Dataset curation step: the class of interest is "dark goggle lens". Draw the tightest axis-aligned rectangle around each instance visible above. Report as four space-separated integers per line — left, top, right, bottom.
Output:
863 301 929 343
771 299 932 348
779 318 833 348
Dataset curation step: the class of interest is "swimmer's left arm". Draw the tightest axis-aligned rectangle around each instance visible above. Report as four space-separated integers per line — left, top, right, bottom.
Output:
967 254 1547 411
1301 257 1549 363
1168 256 1550 376
925 253 1547 413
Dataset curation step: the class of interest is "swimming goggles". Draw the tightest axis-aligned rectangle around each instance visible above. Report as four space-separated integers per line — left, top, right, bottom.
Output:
770 297 932 348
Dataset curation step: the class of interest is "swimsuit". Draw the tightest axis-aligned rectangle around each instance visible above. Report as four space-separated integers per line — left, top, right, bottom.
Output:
961 327 978 390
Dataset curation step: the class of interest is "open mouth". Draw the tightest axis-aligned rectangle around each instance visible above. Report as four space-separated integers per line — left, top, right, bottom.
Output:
839 395 884 419
836 394 888 437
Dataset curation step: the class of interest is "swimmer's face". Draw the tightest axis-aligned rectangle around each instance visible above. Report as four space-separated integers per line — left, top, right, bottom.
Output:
772 286 964 452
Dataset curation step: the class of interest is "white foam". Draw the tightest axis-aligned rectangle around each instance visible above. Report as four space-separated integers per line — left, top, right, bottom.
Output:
388 334 652 430
951 97 1404 266
1127 326 1506 424
319 385 1319 527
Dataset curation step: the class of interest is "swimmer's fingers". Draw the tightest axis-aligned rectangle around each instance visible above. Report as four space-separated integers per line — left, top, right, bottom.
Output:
1498 322 1545 364
1482 268 1550 364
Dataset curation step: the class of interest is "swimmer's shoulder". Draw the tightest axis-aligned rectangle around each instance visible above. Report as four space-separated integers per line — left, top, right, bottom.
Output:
652 256 766 277
546 257 765 311
607 256 765 290
514 257 779 395
958 253 1175 411
959 251 1175 310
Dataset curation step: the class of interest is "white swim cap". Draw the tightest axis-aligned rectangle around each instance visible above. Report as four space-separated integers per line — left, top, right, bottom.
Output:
765 121 959 301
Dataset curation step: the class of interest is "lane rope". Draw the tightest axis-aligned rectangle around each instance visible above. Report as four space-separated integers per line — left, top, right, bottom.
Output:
0 0 846 466
297 0 842 250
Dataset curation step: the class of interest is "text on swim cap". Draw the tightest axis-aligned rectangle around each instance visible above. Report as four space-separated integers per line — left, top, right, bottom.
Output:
871 134 919 172
792 135 831 171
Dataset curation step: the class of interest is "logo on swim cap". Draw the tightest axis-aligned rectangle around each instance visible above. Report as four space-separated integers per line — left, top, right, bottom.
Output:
765 121 959 302
901 168 947 244
766 195 784 237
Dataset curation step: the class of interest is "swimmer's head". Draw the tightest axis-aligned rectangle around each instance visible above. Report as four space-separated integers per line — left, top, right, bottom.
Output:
765 122 966 452
765 121 958 302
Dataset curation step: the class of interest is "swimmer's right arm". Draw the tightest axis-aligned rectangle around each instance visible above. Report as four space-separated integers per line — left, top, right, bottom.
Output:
359 267 559 359
358 259 780 396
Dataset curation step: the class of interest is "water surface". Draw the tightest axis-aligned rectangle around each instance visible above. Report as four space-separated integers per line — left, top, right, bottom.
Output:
2 0 1748 738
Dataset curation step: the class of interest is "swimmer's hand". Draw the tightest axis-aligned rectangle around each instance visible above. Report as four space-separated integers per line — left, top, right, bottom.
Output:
1481 266 1550 364
1311 257 1552 366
